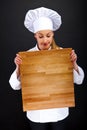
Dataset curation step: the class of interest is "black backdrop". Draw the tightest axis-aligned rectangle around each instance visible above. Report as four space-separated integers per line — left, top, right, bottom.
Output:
0 0 86 130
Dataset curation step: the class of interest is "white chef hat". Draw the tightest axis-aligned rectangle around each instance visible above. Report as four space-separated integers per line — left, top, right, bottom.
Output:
24 7 62 33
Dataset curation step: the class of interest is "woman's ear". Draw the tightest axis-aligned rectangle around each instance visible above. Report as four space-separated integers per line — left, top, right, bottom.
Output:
34 34 37 39
52 32 54 37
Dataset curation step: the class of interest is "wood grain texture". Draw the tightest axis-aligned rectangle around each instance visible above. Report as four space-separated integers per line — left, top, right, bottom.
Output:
19 48 75 111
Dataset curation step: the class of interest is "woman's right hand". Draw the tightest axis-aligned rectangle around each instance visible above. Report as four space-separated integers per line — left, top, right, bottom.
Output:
14 54 22 77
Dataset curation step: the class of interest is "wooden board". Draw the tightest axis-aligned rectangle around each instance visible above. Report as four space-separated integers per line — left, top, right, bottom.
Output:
19 48 75 111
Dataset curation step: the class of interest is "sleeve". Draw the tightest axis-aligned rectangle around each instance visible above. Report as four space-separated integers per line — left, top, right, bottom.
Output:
73 66 85 85
9 70 21 90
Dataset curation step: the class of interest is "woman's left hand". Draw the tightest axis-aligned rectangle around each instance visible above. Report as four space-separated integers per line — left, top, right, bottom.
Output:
70 50 79 73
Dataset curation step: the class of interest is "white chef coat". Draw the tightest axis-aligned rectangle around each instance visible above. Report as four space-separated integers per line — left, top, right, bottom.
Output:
9 44 84 123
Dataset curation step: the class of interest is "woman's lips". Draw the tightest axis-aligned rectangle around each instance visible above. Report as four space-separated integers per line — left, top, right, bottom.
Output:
43 43 48 46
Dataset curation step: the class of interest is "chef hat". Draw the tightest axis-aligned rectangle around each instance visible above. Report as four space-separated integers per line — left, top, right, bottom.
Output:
24 7 62 33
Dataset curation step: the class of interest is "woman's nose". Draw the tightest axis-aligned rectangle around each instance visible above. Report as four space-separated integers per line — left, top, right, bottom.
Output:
43 37 48 42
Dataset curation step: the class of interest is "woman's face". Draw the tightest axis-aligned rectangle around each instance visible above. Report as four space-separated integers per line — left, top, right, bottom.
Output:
34 30 54 50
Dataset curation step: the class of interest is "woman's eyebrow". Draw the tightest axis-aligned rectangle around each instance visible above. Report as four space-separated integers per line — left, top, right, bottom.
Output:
37 32 43 35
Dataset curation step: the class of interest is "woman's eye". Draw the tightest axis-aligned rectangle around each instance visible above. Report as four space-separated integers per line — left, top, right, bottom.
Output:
38 35 51 38
47 35 50 38
39 36 43 38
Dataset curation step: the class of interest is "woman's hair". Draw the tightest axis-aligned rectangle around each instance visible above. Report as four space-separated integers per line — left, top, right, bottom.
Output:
51 38 60 49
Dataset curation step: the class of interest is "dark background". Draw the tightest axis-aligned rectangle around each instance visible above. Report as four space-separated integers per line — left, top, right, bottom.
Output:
0 0 86 130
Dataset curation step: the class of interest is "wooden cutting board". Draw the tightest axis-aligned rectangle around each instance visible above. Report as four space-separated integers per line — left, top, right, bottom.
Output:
19 48 75 111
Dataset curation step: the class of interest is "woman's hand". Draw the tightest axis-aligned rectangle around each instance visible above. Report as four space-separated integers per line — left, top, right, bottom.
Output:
70 50 79 73
14 54 22 77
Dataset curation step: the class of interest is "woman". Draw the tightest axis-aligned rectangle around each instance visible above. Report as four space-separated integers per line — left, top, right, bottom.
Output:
9 7 84 130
